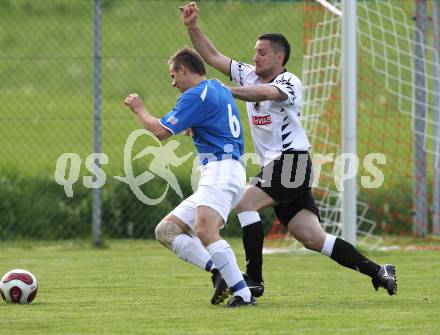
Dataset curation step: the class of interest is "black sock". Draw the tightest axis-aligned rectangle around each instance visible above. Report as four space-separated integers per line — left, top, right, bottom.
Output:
242 221 264 283
330 238 381 278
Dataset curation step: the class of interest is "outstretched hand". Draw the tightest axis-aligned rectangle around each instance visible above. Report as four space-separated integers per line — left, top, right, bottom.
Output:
124 93 145 114
179 2 199 27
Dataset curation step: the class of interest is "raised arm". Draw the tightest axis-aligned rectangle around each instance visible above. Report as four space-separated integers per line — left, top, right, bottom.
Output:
180 2 231 77
124 93 172 141
229 85 288 102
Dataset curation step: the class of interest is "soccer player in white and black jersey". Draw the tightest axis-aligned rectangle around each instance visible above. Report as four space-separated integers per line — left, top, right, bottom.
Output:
181 2 397 302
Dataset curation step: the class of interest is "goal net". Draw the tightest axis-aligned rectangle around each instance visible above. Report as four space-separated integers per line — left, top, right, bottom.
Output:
265 0 440 252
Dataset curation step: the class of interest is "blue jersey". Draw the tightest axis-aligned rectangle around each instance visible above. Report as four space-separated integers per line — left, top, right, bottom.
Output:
160 79 244 164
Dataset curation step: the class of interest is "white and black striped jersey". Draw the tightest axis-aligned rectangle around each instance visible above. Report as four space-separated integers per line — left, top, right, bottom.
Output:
230 60 310 167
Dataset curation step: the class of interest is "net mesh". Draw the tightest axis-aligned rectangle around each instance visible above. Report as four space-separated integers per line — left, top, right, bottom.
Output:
266 0 440 251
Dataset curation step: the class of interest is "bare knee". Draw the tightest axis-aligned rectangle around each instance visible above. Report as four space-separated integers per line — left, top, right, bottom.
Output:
300 235 324 252
287 209 326 252
194 225 207 242
194 221 221 246
155 220 184 249
194 206 223 246
235 197 257 212
194 225 217 246
194 213 209 243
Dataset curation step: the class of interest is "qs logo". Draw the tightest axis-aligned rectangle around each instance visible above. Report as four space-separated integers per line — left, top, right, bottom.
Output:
54 129 193 205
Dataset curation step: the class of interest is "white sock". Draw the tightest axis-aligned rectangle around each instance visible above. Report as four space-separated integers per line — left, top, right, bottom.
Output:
193 236 216 271
321 234 337 257
171 234 213 271
237 211 261 228
207 239 251 302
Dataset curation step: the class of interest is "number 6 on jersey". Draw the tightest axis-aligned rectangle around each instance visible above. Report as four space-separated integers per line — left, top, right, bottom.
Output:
228 104 241 138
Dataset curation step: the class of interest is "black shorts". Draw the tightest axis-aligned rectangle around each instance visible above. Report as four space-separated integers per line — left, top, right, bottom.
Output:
252 151 320 226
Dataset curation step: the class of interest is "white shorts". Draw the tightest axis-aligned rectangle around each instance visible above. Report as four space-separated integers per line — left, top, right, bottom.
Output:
171 159 246 231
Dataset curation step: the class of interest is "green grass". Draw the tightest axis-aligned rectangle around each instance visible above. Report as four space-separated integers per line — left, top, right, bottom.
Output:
1 239 439 335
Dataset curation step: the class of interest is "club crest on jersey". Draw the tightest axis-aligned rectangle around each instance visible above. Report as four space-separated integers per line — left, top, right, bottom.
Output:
166 115 178 125
253 102 262 112
252 115 272 126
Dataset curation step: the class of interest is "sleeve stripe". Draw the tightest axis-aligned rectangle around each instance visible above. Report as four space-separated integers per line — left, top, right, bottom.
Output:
158 119 175 135
229 59 233 81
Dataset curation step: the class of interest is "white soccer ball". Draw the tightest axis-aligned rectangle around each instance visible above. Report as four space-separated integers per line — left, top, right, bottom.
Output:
0 269 38 304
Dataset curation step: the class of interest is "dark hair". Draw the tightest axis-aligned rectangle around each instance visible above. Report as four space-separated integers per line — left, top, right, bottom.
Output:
168 47 206 75
257 33 291 66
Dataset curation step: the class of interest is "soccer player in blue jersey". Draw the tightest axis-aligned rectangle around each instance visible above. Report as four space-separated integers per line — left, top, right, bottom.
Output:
124 47 255 307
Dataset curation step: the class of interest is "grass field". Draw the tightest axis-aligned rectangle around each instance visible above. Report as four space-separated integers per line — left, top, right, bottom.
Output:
1 3 438 332
1 239 439 335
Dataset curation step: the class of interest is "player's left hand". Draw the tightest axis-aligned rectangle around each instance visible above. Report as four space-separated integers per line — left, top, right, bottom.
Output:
184 128 193 136
124 93 145 114
179 2 199 27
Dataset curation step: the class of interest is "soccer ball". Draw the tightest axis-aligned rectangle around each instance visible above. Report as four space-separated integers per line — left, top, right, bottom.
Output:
0 269 38 304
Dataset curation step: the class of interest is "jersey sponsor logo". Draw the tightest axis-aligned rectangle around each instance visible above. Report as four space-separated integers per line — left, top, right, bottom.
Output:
166 115 178 125
252 114 272 125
